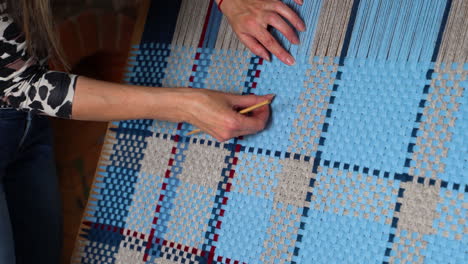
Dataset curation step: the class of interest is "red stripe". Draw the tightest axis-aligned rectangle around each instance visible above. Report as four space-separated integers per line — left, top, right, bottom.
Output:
189 0 215 90
197 0 215 48
221 197 228 205
143 228 156 261
143 127 180 260
82 223 252 263
235 144 242 152
208 246 216 264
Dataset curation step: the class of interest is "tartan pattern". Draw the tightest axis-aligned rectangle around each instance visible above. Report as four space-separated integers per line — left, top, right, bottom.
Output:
73 0 467 263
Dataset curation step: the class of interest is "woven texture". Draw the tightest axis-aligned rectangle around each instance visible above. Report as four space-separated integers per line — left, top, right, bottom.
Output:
73 0 467 263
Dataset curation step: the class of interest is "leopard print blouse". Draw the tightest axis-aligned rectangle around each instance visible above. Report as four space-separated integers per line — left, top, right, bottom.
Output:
0 3 77 118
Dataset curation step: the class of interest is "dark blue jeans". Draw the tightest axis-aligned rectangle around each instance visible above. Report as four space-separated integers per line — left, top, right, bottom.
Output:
0 109 61 264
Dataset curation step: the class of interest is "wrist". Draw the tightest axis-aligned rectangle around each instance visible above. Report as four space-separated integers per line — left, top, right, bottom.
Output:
172 88 198 123
172 88 216 126
174 88 210 124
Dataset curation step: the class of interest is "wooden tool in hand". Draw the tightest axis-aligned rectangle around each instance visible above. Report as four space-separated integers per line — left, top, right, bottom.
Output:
186 99 272 136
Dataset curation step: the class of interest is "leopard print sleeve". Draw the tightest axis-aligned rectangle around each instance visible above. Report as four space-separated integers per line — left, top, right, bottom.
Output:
0 10 77 118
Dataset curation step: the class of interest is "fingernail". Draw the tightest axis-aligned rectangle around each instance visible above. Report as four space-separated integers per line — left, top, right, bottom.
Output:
293 35 300 45
264 53 271 62
298 0 304 5
267 94 276 100
299 22 306 32
286 56 295 66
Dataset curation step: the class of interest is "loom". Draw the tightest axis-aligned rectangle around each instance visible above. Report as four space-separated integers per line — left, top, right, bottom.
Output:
73 0 467 263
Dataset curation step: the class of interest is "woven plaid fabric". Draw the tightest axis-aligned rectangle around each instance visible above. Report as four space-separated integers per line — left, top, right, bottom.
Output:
72 0 467 263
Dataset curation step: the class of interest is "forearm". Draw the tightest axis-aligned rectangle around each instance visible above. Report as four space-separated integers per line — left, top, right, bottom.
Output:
72 76 190 122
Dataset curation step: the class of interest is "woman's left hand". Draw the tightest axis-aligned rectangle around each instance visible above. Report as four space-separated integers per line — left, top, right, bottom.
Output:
219 0 306 66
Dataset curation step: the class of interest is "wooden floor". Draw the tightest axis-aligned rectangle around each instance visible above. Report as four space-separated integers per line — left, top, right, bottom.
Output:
52 119 107 263
51 6 142 263
52 52 132 263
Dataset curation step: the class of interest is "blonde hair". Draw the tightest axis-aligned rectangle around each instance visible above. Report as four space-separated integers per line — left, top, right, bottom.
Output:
7 0 69 69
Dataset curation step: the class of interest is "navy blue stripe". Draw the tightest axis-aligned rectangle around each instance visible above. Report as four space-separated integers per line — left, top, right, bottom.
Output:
431 0 453 62
141 0 182 43
382 186 405 263
338 0 361 65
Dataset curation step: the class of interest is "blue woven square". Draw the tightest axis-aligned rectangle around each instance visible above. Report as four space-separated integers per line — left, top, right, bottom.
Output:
293 212 391 264
213 193 274 263
163 182 217 249
240 57 323 156
321 60 431 174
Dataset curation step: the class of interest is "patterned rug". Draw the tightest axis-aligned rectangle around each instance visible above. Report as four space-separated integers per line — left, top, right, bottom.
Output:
72 0 467 263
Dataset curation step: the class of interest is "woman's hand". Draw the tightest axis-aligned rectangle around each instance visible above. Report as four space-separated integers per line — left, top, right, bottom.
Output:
219 0 305 66
180 90 274 142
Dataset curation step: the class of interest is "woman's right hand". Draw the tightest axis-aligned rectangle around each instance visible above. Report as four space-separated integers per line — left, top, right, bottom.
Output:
73 77 272 142
178 89 274 142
